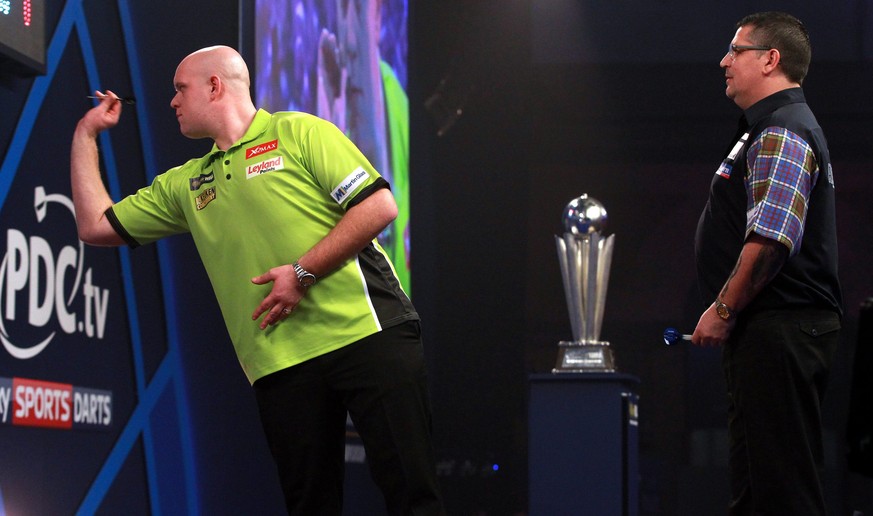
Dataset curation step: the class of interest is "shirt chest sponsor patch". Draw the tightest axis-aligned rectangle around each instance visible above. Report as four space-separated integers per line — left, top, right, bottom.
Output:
716 132 750 179
245 139 278 159
246 156 284 179
195 187 217 210
189 171 215 190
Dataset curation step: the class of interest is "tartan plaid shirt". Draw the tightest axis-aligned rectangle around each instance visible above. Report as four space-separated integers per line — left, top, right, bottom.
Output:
744 127 818 257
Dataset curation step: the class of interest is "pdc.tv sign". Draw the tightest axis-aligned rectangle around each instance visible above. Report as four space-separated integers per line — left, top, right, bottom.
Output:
0 187 111 360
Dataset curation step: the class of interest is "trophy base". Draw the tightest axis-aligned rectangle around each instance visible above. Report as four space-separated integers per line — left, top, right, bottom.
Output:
552 340 616 373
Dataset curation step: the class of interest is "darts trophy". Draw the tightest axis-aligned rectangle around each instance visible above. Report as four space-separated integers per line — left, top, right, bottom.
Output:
553 194 616 373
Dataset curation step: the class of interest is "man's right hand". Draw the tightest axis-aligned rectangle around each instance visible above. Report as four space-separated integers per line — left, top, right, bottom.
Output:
78 90 124 137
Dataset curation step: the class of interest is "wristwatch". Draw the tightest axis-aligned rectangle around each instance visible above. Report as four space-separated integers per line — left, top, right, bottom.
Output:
292 261 317 287
715 299 735 321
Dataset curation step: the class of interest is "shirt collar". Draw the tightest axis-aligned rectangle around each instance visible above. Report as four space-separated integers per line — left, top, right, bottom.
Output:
206 109 273 156
743 87 806 126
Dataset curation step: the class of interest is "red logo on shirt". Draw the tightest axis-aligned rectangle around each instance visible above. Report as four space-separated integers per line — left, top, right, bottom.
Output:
246 139 278 159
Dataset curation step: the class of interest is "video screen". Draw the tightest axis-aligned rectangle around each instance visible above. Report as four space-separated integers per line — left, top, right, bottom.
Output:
253 0 411 292
0 0 45 74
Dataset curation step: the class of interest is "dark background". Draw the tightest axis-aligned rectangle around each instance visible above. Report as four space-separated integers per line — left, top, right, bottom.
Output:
1 0 871 514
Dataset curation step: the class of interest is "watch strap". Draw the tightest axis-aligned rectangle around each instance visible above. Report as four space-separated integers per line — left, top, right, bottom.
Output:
292 261 317 287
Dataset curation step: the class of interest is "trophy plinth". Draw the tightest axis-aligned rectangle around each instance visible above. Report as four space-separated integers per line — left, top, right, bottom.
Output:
553 194 617 373
553 340 615 373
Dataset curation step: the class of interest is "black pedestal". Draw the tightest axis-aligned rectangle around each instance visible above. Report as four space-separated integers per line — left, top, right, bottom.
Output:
528 373 640 516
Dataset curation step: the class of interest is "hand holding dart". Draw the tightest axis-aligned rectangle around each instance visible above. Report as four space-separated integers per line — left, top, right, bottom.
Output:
663 327 691 346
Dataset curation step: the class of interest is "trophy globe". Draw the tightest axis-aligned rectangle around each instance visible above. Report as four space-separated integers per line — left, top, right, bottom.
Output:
562 194 608 236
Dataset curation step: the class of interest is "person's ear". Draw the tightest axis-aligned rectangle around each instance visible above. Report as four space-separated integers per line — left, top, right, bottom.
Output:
763 49 781 75
209 76 220 98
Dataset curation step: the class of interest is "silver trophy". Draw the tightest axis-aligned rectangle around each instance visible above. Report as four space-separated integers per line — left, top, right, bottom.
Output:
553 194 616 373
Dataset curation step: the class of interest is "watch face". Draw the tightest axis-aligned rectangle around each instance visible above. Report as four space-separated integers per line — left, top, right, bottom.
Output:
294 262 316 287
716 303 730 320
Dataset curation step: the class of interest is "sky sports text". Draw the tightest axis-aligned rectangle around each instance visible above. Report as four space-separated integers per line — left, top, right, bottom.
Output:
0 376 112 430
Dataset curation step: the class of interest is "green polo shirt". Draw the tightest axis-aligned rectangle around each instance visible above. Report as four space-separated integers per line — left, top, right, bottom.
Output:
107 110 418 383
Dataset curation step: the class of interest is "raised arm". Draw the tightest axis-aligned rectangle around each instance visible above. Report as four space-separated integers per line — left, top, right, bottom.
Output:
70 91 127 246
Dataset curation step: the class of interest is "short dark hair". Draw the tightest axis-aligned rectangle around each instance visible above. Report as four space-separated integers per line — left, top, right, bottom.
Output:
737 11 811 84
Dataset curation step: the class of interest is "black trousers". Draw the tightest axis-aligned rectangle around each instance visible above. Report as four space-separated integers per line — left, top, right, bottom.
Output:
253 321 444 515
723 308 840 516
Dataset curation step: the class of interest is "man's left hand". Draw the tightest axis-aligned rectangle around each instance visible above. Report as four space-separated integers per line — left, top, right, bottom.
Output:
251 264 306 330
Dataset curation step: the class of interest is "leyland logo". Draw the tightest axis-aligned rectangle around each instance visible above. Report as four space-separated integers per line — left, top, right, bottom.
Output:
0 187 110 359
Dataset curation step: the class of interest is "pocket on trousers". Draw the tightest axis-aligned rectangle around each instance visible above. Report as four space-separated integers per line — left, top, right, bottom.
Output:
799 316 841 338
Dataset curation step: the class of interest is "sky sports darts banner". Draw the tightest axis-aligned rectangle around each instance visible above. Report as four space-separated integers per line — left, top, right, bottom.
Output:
0 375 112 430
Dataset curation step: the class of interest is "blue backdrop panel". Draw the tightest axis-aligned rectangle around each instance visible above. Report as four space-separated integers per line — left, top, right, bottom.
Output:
0 1 196 513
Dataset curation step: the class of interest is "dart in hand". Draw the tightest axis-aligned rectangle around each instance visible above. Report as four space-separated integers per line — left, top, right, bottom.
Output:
663 327 691 346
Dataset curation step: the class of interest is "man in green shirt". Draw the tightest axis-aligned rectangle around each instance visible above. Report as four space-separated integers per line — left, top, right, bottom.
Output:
70 45 443 515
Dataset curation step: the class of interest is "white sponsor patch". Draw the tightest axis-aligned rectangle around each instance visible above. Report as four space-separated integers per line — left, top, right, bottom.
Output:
246 156 284 179
726 132 749 162
331 167 370 204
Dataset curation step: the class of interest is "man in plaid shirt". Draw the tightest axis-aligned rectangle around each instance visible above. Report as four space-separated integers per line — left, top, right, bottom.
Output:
693 11 842 515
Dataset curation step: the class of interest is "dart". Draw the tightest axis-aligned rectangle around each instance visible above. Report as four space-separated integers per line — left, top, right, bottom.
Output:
663 327 691 346
86 94 136 105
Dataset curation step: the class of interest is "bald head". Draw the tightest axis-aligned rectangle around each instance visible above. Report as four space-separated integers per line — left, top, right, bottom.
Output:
178 45 251 97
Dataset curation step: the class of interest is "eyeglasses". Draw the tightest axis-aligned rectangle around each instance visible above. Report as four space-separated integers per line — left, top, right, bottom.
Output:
726 44 773 59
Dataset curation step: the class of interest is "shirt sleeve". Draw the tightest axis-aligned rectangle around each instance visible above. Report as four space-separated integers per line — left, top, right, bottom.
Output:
109 168 190 247
297 117 384 210
744 127 818 256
